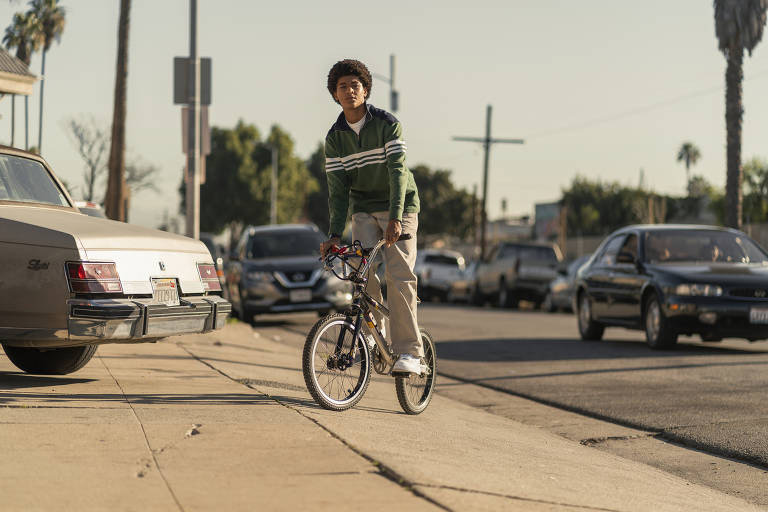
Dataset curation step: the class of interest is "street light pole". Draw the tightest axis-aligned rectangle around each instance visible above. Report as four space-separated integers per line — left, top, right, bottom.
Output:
453 105 524 260
372 54 398 112
185 0 201 239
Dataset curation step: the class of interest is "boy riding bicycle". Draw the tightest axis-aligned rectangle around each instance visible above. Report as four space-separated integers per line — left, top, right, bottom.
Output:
319 59 423 374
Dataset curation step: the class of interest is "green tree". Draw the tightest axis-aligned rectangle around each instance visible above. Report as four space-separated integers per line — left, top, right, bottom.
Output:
742 157 768 223
29 0 65 153
183 121 319 240
411 164 474 239
714 0 767 229
676 141 701 189
3 10 42 150
305 142 330 234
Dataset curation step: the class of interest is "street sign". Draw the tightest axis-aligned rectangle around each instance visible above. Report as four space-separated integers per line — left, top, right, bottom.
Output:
173 56 212 105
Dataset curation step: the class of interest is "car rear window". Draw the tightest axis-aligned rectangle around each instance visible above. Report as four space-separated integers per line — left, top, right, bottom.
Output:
0 155 69 206
248 230 324 259
423 254 461 267
518 246 558 263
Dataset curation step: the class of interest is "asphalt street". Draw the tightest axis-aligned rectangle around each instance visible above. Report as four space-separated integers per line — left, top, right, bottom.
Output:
408 304 768 469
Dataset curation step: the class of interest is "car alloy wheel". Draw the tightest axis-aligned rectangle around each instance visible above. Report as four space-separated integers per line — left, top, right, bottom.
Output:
577 293 604 341
646 300 661 342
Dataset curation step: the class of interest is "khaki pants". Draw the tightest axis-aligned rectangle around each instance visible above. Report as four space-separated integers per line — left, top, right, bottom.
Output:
351 211 423 358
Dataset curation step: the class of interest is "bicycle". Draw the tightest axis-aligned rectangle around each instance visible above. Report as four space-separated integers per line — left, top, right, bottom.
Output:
301 235 437 415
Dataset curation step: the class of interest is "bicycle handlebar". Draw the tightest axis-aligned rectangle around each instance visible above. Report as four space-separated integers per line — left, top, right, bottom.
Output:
322 234 413 282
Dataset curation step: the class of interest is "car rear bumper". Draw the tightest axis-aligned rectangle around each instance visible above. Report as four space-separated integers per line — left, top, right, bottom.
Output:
1 296 231 348
664 297 768 340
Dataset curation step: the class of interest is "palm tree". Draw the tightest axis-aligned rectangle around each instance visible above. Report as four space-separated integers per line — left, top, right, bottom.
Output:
714 0 768 229
105 0 131 221
29 0 66 154
676 141 701 189
3 11 42 150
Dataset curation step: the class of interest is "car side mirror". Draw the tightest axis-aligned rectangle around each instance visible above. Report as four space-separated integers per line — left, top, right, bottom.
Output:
616 251 635 264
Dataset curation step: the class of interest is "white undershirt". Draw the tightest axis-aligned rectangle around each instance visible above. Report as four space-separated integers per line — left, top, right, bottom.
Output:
347 116 366 135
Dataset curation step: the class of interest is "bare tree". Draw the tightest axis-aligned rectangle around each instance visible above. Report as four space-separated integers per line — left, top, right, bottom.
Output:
125 157 160 195
65 116 108 201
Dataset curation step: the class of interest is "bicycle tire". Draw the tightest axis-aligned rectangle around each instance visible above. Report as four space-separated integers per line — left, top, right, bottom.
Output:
395 328 437 415
302 313 372 411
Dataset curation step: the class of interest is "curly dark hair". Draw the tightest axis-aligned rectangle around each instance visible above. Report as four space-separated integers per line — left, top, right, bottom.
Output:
327 59 372 104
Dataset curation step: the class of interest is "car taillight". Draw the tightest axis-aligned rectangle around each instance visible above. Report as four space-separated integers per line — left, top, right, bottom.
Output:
197 263 221 291
66 262 122 293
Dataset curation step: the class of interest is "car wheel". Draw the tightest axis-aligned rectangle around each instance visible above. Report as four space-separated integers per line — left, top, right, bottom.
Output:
542 293 555 313
2 344 98 375
577 292 604 340
644 294 677 349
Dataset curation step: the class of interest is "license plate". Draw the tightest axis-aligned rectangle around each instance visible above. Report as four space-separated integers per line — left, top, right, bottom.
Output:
289 289 312 303
750 307 768 324
151 278 180 306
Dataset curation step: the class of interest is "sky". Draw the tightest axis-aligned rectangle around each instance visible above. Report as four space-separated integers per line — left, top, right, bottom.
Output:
2 0 768 232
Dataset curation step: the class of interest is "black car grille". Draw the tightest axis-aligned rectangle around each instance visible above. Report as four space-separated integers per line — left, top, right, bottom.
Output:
286 270 313 282
729 287 768 299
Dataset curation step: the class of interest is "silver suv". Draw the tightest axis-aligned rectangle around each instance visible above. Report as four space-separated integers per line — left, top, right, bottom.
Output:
225 224 352 324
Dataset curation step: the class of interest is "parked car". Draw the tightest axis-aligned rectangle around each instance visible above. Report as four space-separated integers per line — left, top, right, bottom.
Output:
474 241 563 308
542 254 592 313
74 200 106 218
225 224 353 324
0 147 231 375
448 260 479 303
200 232 227 293
575 224 768 349
414 248 465 302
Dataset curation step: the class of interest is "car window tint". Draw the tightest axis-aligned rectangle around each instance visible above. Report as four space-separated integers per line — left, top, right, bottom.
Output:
248 231 323 259
619 234 638 260
516 246 557 262
599 236 625 265
423 254 461 267
644 230 768 264
0 155 69 206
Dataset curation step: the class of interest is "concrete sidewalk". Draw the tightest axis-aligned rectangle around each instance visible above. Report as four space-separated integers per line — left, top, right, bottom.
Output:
0 322 761 511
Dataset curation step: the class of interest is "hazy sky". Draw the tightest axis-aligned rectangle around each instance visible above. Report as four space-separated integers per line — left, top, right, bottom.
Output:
2 0 768 231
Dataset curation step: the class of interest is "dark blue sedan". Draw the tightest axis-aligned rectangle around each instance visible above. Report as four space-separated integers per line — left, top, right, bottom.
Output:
574 224 768 349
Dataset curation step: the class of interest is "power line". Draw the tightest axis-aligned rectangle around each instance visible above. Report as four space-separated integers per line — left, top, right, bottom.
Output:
524 67 768 141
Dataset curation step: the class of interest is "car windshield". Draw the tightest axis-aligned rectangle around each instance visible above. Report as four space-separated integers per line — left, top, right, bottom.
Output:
0 155 69 206
423 254 462 267
644 230 768 264
248 230 323 259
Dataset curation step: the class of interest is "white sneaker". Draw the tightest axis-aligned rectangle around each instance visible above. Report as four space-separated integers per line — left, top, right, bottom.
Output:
365 334 376 351
392 354 422 375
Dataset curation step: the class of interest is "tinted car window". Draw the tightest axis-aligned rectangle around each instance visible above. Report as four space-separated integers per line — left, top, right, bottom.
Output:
0 155 69 206
599 236 625 265
423 254 461 266
644 230 768 264
619 234 638 260
248 230 324 259
518 246 558 263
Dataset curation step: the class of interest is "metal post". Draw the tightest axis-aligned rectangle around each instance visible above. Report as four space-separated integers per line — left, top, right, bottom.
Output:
185 0 201 240
270 146 278 224
480 105 491 260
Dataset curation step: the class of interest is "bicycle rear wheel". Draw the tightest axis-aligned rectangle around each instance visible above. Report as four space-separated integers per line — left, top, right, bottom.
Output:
302 314 371 411
395 328 437 415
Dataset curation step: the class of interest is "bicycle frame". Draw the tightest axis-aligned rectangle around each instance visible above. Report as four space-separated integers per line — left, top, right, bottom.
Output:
327 239 397 369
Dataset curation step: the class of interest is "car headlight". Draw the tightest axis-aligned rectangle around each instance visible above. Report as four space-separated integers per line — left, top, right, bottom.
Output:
246 271 274 283
674 283 723 297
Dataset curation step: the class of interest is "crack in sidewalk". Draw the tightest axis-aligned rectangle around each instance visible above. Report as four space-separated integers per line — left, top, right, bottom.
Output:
97 354 185 512
413 483 622 512
177 343 453 512
580 433 659 447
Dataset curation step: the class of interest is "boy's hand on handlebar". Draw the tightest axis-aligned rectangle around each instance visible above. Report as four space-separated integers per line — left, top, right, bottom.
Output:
385 219 402 247
320 237 341 258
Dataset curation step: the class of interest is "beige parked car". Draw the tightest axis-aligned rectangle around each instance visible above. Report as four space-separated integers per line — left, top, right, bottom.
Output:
0 147 231 375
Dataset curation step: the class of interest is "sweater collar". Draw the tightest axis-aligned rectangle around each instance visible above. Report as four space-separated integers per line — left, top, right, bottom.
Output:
333 103 373 132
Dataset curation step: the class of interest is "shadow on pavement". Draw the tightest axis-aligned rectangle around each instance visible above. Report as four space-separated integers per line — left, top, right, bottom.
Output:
0 373 96 389
436 337 768 363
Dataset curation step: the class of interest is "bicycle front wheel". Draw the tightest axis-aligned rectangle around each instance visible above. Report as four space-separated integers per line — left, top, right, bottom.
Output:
395 328 437 415
302 314 372 411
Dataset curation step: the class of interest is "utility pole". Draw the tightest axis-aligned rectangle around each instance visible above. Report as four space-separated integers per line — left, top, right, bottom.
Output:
372 54 398 112
185 0 201 239
270 145 278 224
453 105 524 260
